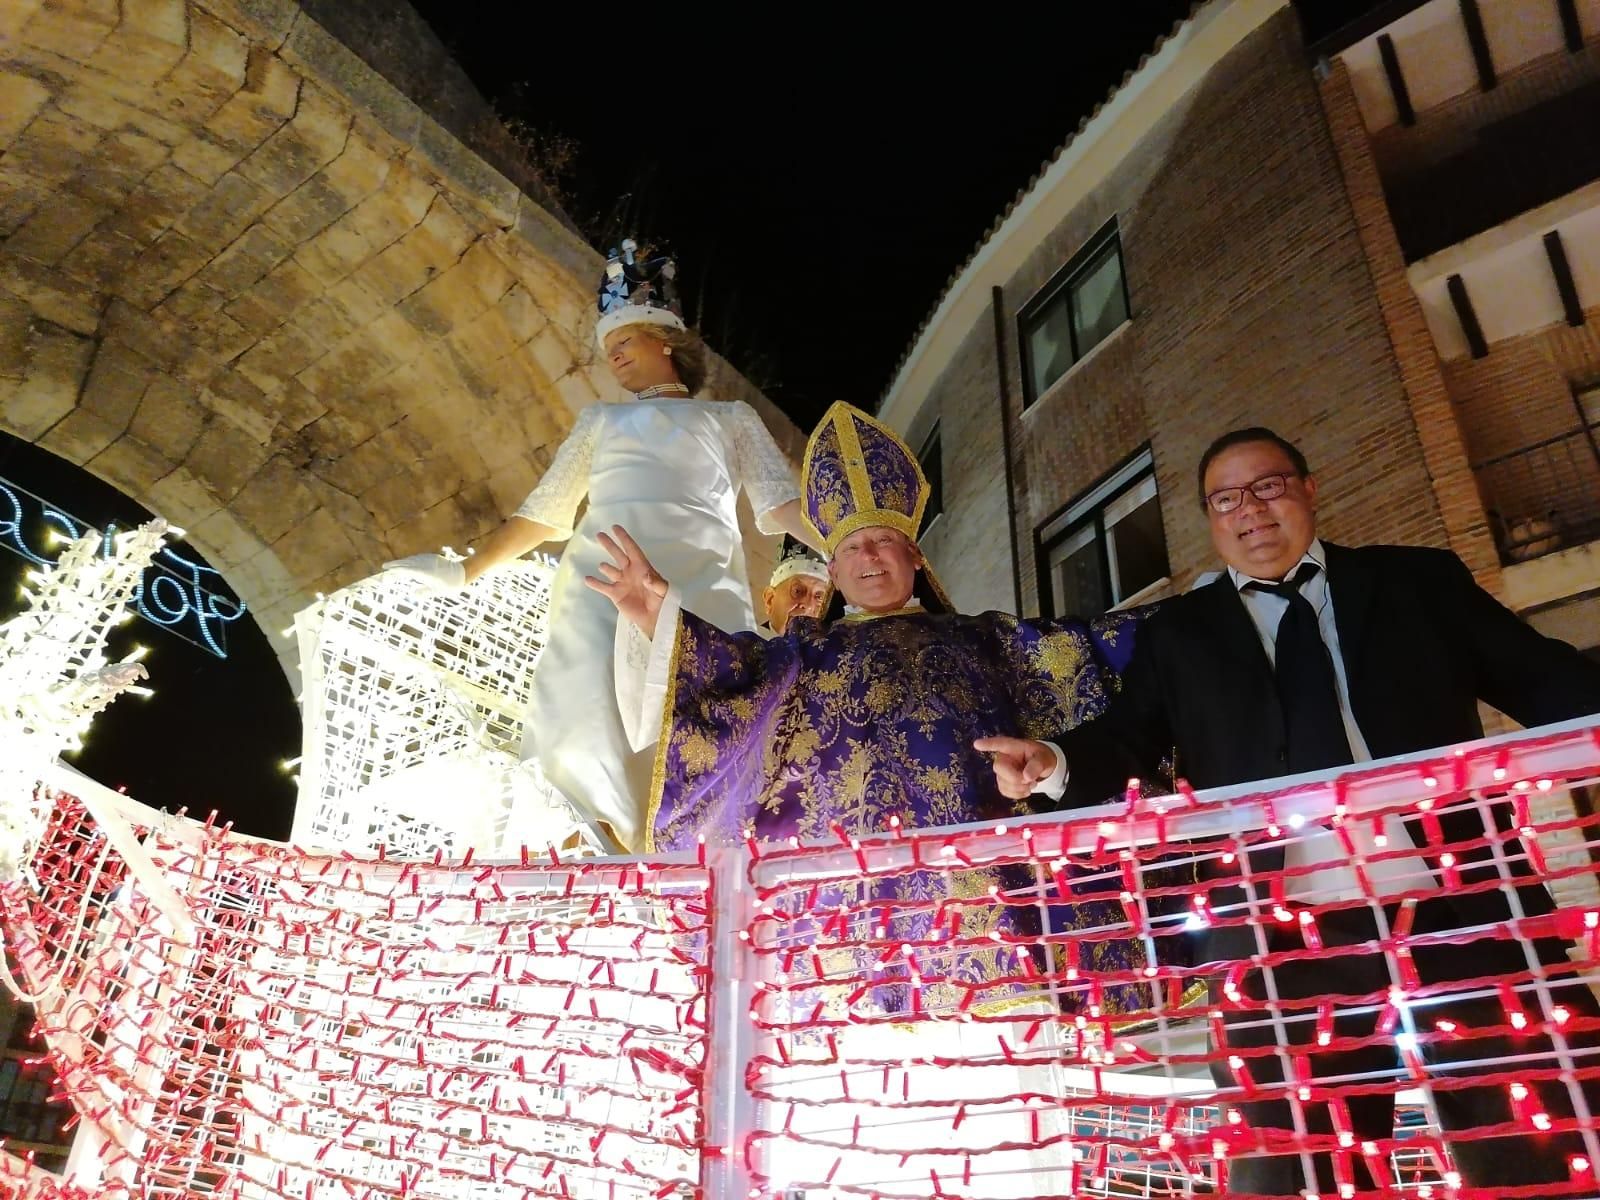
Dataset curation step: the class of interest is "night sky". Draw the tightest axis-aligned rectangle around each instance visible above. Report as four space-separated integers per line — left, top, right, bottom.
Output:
5 3 1380 841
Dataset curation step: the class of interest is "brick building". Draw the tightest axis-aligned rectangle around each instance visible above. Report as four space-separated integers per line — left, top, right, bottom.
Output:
881 0 1600 659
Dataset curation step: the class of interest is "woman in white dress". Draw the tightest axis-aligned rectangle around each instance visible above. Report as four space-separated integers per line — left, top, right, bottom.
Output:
386 242 809 852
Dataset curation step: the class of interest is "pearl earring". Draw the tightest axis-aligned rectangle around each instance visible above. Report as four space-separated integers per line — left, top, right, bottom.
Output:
663 347 673 356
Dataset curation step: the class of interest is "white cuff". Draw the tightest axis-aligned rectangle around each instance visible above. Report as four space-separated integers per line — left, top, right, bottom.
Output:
1034 741 1068 801
615 587 682 752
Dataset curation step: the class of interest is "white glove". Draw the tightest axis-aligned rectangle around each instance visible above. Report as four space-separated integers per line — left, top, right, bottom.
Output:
382 553 466 592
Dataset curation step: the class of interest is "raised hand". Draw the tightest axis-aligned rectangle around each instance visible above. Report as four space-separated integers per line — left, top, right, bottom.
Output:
583 525 669 639
973 735 1059 800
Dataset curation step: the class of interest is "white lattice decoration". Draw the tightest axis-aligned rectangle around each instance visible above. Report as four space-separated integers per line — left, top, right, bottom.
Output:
0 522 160 890
292 560 587 860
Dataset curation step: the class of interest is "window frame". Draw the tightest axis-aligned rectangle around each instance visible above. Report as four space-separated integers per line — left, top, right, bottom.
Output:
1017 218 1131 409
1035 446 1167 618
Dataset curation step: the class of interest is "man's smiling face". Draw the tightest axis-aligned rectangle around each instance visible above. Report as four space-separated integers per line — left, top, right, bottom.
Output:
828 526 921 612
1203 439 1319 581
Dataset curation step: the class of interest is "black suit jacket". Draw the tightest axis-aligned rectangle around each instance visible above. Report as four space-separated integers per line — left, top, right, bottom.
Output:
1056 542 1600 961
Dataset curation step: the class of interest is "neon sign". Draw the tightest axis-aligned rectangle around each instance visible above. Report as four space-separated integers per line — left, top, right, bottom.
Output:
0 476 246 659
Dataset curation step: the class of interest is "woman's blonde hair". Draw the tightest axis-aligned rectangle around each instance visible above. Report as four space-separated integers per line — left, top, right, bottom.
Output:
630 323 711 397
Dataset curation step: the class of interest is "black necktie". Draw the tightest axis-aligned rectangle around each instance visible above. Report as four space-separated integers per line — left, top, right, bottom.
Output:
1246 562 1353 774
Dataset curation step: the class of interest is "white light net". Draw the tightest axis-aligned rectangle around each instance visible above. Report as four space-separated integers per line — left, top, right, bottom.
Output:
0 523 160 888
291 561 584 860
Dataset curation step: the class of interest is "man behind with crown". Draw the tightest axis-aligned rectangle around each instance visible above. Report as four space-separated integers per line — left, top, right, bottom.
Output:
588 402 1167 1021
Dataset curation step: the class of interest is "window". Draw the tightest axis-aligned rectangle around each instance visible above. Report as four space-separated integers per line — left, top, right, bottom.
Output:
919 423 943 531
1019 221 1130 406
1036 449 1169 618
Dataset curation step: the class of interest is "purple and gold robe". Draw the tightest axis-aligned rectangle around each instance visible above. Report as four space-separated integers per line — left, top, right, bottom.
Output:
635 603 1155 1018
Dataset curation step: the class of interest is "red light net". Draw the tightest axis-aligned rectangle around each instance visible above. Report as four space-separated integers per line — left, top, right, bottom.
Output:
5 723 1600 1200
0 793 712 1200
739 723 1600 1200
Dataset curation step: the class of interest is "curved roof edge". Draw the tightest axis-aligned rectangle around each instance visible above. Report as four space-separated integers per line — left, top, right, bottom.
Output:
877 0 1290 434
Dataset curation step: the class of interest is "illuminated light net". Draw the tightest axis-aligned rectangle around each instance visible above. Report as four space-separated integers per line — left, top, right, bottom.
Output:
291 560 590 859
4 660 1600 1198
737 723 1600 1199
0 789 711 1200
0 521 162 887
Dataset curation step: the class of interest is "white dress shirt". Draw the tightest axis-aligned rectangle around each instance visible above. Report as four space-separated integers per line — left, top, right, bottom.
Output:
1230 540 1423 901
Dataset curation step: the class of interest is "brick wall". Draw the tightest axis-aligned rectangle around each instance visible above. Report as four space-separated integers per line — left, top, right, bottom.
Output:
914 313 1016 615
919 9 1447 615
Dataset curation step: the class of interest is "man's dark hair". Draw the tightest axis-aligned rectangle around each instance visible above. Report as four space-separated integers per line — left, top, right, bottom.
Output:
1196 427 1311 506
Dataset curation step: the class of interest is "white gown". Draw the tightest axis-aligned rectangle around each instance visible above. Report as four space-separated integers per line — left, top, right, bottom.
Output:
514 397 797 852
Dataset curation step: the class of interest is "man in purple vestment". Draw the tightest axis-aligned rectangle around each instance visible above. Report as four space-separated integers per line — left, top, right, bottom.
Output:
584 403 1168 1020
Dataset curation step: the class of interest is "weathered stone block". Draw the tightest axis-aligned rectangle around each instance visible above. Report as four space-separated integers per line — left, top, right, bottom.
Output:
21 0 117 61
202 367 276 443
395 257 489 338
170 131 248 185
6 320 93 437
338 163 435 250
0 256 102 333
152 277 228 324
0 72 53 146
269 504 357 581
233 319 322 392
485 458 538 518
90 0 188 86
349 232 442 308
129 374 208 460
289 216 372 287
174 171 274 248
0 0 44 42
267 377 325 437
0 295 33 379
193 222 293 298
525 325 578 384
88 432 176 495
468 410 532 474
6 194 109 264
145 464 221 526
153 9 248 118
79 339 153 430
302 473 368 530
184 414 271 500
497 283 548 345
360 460 461 531
224 544 302 609
188 503 261 569
119 0 187 45
312 422 409 494
237 80 348 196
203 44 297 152
6 107 104 185
112 160 209 244
101 298 188 369
383 492 468 553
445 303 518 368
60 228 144 291
295 325 401 399
553 369 598 417
39 406 121 464
119 228 212 308
228 452 321 543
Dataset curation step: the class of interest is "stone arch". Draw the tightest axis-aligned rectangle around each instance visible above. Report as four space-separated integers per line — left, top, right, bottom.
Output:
0 0 678 684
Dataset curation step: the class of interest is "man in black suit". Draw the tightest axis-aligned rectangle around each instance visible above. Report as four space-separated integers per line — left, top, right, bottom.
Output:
979 427 1600 1195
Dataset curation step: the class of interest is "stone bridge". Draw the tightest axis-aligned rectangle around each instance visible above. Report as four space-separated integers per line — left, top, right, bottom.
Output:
0 0 800 682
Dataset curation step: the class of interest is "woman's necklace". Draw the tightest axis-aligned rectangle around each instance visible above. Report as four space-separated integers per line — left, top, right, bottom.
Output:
637 382 691 400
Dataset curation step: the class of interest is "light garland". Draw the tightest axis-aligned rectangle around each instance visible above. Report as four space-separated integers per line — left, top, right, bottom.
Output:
0 521 167 894
4 592 1600 1200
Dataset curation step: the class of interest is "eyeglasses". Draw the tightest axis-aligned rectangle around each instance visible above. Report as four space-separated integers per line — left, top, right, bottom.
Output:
1205 473 1294 514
